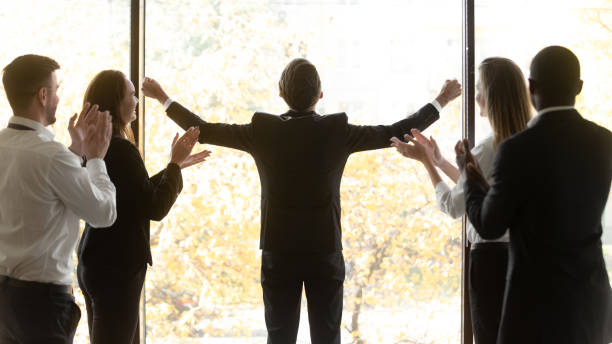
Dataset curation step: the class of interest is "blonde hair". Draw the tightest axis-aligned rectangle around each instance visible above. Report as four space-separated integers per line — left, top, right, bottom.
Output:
479 57 532 148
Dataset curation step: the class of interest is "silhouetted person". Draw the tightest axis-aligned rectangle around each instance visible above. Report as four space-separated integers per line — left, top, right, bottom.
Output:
142 58 460 344
460 46 612 343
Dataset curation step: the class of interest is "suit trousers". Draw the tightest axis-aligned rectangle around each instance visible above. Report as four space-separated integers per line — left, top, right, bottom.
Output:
0 277 80 344
261 251 345 344
77 263 146 344
469 242 508 344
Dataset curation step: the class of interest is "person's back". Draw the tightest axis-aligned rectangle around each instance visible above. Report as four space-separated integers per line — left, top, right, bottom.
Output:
499 109 611 342
251 111 349 251
142 58 460 344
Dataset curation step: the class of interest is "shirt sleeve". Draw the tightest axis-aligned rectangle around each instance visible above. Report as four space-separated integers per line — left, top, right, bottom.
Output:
434 139 491 219
47 150 117 228
434 180 465 219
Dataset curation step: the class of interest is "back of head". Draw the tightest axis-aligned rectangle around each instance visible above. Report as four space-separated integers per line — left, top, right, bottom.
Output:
83 70 134 142
479 57 532 147
529 46 581 107
279 58 321 112
2 54 60 113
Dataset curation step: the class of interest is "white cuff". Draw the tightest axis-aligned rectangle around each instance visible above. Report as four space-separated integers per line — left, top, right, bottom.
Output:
85 158 109 176
163 97 175 111
430 99 442 113
434 180 451 194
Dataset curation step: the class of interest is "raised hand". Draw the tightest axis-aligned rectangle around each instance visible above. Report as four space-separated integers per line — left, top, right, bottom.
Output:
170 127 205 168
141 77 169 104
435 79 462 108
83 109 112 160
170 130 211 169
68 103 99 156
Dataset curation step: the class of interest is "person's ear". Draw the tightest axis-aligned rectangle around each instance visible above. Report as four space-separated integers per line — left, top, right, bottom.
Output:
575 80 583 96
37 87 48 107
319 91 323 99
528 78 536 95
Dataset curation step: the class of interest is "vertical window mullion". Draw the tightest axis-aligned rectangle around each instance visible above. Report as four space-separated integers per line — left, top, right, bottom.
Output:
462 0 475 343
130 0 147 343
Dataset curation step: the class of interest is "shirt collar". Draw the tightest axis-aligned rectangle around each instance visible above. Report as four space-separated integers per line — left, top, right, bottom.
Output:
8 116 55 140
281 109 316 119
527 105 575 127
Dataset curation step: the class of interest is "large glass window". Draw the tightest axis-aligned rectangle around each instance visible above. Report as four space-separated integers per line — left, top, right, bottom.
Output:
475 0 612 284
0 1 130 342
144 0 462 342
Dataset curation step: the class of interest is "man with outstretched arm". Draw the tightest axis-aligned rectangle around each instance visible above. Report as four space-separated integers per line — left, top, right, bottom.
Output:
142 58 460 344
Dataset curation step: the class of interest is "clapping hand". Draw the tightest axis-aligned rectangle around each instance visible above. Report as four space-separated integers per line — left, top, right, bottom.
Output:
410 129 444 166
390 134 430 164
455 139 489 190
82 105 113 160
170 127 211 169
68 103 103 156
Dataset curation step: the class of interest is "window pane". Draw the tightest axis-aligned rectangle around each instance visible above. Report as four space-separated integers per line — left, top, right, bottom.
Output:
145 1 462 342
0 1 130 343
475 0 612 283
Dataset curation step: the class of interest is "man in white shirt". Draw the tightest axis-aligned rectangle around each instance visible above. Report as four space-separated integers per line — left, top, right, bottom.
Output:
0 54 117 344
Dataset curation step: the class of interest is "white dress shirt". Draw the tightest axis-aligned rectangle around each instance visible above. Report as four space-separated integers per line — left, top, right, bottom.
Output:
0 116 117 285
434 135 509 244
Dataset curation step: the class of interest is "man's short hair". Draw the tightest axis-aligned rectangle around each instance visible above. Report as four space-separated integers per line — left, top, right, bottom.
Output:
530 46 580 99
279 58 321 112
2 54 60 111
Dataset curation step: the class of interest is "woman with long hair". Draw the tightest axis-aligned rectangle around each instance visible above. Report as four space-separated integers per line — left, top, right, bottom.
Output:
391 57 531 344
76 70 210 343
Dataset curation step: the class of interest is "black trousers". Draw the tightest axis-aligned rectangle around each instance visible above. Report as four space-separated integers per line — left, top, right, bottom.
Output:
0 276 80 344
77 264 146 344
469 242 509 344
261 251 345 344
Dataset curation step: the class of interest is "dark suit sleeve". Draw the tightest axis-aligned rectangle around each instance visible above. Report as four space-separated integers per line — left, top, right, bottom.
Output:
109 140 183 222
166 101 254 152
346 103 439 153
465 140 522 239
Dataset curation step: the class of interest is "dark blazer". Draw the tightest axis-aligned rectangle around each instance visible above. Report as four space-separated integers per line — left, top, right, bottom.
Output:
465 109 612 343
166 102 439 253
78 137 183 271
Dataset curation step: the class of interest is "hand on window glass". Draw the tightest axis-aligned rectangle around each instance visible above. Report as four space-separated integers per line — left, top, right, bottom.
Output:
435 79 462 108
142 77 169 105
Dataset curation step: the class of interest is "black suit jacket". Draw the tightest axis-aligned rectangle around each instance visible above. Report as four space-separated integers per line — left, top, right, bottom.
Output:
465 109 612 343
78 137 183 272
166 102 439 252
